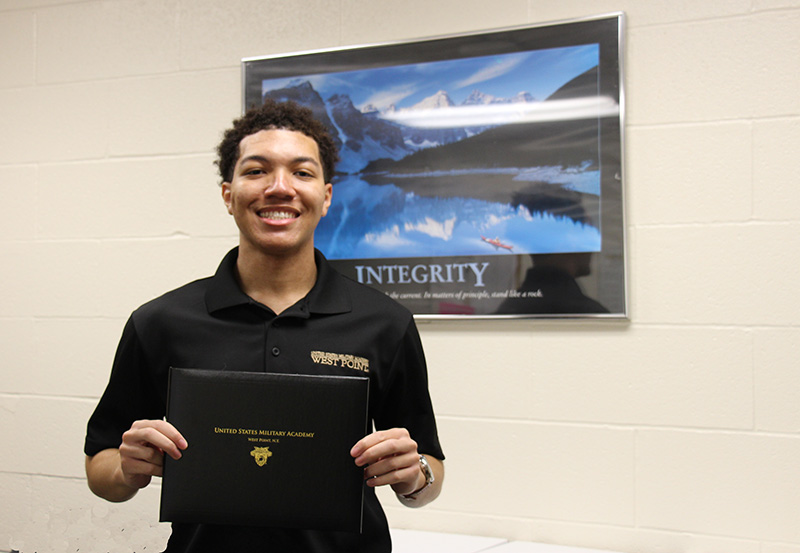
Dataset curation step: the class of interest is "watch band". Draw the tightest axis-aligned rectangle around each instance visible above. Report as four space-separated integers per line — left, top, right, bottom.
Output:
401 454 435 500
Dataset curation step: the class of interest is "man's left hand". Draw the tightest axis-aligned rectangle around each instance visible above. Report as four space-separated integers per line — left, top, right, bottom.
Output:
350 428 423 496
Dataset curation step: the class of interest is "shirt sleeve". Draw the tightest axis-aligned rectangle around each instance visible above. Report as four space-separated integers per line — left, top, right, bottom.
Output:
372 318 445 461
84 316 165 457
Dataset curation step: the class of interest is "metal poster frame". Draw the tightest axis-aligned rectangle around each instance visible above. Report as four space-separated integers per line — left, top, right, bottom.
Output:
242 13 627 319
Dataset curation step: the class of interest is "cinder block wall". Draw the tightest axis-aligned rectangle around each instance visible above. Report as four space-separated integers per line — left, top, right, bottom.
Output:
2 1 799 552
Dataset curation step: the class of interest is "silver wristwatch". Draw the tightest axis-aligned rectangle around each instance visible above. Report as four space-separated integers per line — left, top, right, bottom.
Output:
402 454 435 500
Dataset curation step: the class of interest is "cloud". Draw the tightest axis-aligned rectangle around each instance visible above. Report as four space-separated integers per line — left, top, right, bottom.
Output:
405 217 457 241
364 225 412 248
453 55 526 90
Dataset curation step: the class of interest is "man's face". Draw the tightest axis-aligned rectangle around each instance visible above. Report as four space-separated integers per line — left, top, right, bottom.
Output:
221 129 332 259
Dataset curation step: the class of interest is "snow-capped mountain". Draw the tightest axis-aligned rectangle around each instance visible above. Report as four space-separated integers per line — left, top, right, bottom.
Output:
461 89 498 105
461 89 536 105
508 91 536 103
410 90 454 110
263 81 414 173
326 93 410 173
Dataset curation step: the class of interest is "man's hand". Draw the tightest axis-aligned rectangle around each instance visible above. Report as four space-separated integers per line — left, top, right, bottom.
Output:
119 419 188 488
85 419 187 502
350 428 424 496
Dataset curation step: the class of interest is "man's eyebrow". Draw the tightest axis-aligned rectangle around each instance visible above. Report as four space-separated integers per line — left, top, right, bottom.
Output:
238 154 270 166
238 154 321 168
292 156 322 168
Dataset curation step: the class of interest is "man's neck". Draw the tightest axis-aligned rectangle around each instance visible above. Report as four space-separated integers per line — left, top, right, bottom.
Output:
235 243 318 315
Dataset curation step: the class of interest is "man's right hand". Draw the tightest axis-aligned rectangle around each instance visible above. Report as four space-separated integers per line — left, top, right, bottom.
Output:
119 419 188 488
85 419 187 502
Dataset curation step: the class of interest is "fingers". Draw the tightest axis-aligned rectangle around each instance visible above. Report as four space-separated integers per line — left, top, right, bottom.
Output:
351 428 415 465
123 419 187 460
351 428 420 490
361 451 420 488
119 419 188 485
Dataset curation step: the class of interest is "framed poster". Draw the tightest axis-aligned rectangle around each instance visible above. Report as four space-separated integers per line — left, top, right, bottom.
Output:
243 13 627 319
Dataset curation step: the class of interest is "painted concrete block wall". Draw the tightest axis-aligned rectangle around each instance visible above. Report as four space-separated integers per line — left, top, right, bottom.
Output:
1 1 798 552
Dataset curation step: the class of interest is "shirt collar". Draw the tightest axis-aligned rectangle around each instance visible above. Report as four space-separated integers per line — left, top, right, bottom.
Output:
205 247 352 316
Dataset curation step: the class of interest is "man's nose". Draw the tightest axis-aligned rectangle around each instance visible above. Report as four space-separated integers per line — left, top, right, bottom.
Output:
265 169 294 196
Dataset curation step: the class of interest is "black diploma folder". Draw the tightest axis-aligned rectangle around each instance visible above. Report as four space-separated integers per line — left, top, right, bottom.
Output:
160 368 369 532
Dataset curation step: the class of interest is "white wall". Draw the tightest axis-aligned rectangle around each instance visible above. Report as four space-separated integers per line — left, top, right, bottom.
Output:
1 1 799 552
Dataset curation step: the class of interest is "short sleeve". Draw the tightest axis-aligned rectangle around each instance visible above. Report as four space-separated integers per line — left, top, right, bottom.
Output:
84 316 165 456
372 318 444 461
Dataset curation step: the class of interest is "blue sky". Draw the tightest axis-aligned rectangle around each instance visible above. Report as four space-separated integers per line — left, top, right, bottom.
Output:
262 44 599 111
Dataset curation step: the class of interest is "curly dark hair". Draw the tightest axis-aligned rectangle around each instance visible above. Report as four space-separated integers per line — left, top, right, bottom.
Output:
215 99 339 184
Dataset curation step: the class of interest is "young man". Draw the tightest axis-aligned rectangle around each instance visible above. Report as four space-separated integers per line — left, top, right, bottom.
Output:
84 100 444 552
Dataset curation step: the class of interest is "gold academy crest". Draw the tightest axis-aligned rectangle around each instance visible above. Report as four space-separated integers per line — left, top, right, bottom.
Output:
250 446 273 467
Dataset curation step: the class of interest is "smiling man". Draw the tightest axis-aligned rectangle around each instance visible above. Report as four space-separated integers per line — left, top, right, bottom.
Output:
84 100 444 553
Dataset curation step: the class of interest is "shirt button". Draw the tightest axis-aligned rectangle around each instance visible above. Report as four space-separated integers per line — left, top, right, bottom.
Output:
271 346 280 357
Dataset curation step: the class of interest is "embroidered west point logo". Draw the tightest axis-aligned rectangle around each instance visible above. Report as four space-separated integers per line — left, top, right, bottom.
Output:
250 446 273 467
310 351 370 373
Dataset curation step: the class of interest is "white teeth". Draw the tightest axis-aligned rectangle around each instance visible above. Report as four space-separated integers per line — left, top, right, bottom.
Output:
259 211 296 220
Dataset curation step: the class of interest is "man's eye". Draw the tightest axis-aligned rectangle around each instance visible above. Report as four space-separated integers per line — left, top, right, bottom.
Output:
244 168 264 176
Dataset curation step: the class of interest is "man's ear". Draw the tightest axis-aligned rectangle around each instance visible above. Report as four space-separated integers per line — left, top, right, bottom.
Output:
321 182 333 217
221 183 233 214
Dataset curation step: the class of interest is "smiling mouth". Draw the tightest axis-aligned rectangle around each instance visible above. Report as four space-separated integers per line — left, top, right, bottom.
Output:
258 209 298 220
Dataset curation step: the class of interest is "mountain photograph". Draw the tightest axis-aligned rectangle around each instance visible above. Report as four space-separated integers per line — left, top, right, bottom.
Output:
257 44 618 260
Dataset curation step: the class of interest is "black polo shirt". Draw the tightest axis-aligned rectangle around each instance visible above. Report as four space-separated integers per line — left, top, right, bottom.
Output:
85 247 444 553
